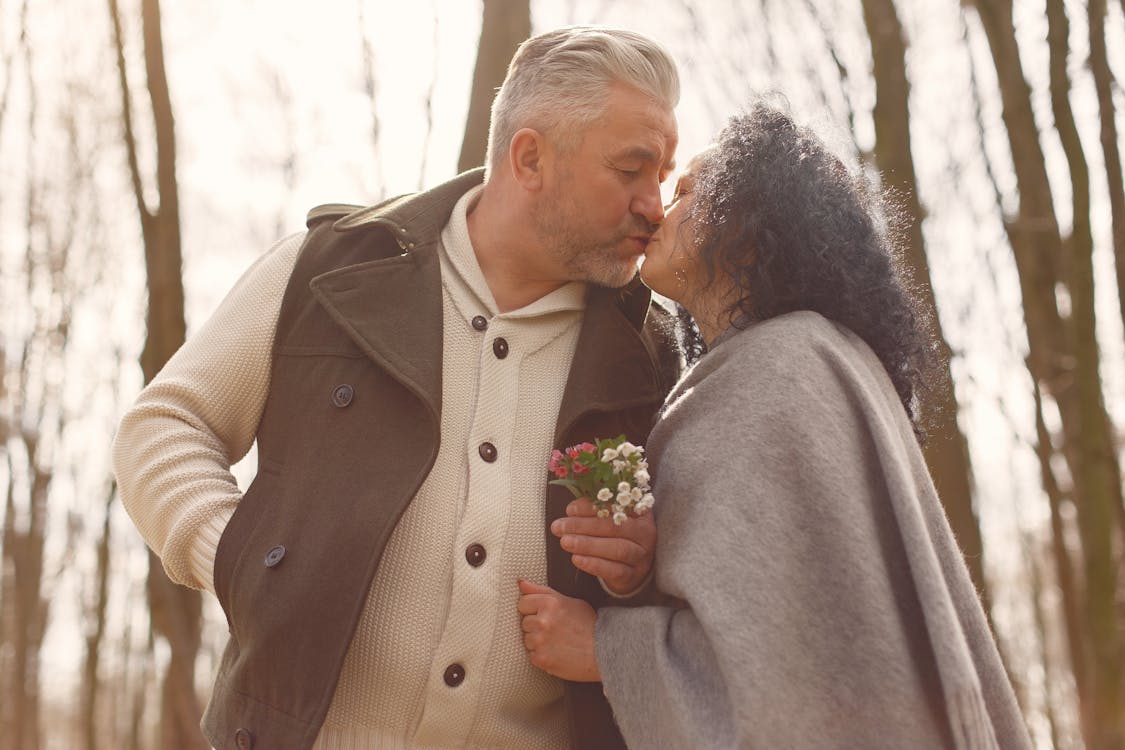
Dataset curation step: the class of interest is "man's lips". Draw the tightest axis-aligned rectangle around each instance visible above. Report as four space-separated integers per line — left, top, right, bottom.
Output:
627 236 652 253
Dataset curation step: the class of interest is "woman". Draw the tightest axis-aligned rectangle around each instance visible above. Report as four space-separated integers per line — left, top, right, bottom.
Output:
516 103 1031 749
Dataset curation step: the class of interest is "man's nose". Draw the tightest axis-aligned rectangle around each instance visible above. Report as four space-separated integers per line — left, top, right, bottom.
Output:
632 180 665 225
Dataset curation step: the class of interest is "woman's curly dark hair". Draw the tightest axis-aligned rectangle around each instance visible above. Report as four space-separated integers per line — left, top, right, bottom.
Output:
687 101 938 439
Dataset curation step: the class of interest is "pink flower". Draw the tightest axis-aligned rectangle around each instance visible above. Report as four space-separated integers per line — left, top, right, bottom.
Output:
548 449 565 473
576 442 596 454
553 464 569 479
572 462 590 476
567 447 580 460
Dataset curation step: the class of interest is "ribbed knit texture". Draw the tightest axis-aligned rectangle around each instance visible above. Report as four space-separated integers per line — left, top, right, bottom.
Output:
113 187 586 749
113 232 302 593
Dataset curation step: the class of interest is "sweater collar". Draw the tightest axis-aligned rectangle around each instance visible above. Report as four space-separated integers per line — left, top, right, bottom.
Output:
438 184 586 322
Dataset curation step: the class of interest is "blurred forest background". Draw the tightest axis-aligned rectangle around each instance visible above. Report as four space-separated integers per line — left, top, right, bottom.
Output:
1 0 1124 747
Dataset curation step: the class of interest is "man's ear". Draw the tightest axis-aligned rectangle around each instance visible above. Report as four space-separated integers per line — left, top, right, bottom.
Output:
509 128 547 190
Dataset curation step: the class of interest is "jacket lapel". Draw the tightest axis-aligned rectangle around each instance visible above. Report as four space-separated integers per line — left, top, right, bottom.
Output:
309 247 443 419
306 169 486 419
554 281 665 444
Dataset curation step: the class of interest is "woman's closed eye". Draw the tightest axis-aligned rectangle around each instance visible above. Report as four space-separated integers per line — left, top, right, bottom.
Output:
665 188 692 210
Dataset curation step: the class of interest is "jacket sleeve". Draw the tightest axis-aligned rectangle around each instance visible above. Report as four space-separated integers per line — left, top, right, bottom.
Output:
112 232 305 593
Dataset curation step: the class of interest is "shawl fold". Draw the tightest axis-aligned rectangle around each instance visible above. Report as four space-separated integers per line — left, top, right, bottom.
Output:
595 312 1030 750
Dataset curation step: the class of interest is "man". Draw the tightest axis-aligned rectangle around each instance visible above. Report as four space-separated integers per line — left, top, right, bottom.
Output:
113 26 680 750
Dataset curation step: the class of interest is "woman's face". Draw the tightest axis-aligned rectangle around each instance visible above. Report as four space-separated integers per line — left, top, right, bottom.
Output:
639 153 706 303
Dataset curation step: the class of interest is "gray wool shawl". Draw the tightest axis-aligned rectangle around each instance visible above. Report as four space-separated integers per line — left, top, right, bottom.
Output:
595 312 1031 750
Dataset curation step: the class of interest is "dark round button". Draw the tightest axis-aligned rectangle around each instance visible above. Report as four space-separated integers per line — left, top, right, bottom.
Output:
465 543 487 567
234 728 254 750
478 442 497 462
331 384 354 408
492 338 509 359
471 315 488 331
264 545 286 568
443 663 466 687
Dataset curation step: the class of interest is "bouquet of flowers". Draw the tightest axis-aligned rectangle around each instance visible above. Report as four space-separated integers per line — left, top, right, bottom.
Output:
548 435 654 525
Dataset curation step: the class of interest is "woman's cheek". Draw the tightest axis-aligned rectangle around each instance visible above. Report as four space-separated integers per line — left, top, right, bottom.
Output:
639 249 678 300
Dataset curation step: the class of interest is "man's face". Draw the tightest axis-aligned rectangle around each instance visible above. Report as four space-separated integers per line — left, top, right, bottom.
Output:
533 83 678 288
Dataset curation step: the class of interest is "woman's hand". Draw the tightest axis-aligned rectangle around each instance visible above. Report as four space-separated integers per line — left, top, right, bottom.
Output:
517 579 601 682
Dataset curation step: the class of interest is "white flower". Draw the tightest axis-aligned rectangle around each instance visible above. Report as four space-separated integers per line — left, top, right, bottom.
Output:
613 459 629 474
597 488 613 502
638 493 655 510
619 442 637 457
617 492 633 507
617 481 631 494
633 469 650 486
630 487 643 502
596 508 610 519
602 448 619 462
613 511 628 525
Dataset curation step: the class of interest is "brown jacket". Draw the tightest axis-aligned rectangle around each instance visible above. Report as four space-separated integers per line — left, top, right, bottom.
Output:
201 170 679 750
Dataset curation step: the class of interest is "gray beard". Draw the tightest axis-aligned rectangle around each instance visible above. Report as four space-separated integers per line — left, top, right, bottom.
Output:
534 205 639 289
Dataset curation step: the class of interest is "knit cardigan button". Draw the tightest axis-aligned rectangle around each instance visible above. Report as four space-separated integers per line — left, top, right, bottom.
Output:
478 442 497 462
443 663 466 687
471 315 488 331
465 543 486 567
492 338 509 359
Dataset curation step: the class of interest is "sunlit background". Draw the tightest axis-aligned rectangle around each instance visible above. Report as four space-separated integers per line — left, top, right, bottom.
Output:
1 0 1124 748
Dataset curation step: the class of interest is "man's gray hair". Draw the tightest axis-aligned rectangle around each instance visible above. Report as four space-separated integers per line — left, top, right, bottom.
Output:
485 26 680 177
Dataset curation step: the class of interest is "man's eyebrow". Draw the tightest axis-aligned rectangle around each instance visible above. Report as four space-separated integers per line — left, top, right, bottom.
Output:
612 145 661 163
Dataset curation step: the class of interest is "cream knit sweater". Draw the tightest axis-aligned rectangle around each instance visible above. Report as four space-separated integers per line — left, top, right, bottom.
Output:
113 186 585 749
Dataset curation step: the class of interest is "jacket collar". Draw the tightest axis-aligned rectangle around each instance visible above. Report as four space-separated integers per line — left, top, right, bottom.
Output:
308 168 663 432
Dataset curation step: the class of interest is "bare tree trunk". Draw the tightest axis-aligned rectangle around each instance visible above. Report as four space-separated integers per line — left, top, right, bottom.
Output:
108 0 205 747
458 0 530 172
0 21 66 747
1048 0 1125 745
1023 525 1064 750
1034 379 1087 743
0 445 49 750
966 0 1124 745
859 0 987 608
1088 0 1125 341
81 485 116 750
2 455 25 749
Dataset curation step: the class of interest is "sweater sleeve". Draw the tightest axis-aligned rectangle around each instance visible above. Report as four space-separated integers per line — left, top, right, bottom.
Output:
112 232 305 593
